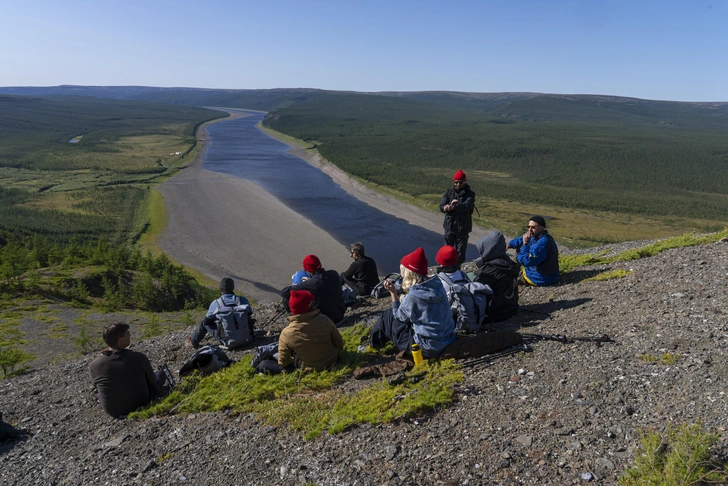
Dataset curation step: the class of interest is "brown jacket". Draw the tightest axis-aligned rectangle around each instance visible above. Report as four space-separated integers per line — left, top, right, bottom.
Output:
278 310 344 371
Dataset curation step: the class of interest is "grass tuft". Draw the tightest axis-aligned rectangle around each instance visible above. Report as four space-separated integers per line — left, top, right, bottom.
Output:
130 324 464 438
586 269 633 282
620 423 728 485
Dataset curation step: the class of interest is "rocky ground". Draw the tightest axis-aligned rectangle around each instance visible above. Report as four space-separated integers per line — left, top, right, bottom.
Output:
2 239 728 485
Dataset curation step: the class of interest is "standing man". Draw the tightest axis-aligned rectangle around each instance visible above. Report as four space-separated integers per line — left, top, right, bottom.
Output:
507 215 559 286
340 242 380 296
439 170 476 268
89 323 166 418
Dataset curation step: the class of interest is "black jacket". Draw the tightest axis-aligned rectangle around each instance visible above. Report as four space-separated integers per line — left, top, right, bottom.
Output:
281 269 346 324
439 184 476 235
341 255 380 296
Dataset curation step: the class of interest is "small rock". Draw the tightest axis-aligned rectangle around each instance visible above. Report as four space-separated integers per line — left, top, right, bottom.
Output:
581 471 593 481
515 435 532 447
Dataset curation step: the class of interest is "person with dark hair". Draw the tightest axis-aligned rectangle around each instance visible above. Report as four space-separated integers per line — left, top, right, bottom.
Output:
474 231 520 321
439 170 476 268
189 277 253 349
89 323 165 418
340 242 380 296
507 215 559 286
255 290 343 374
281 255 345 324
369 248 455 357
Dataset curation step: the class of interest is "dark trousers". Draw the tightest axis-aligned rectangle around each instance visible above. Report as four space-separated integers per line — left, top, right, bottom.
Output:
340 274 370 296
370 308 414 353
256 359 296 375
445 232 469 268
190 318 216 347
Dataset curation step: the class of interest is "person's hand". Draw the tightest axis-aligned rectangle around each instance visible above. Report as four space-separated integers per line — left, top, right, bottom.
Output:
522 232 531 245
383 279 395 292
450 199 458 206
443 204 452 211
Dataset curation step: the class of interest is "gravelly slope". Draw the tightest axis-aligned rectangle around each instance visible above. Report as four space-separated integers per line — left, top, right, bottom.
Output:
2 240 727 485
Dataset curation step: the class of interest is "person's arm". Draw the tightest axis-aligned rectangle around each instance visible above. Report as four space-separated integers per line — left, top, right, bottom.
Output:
507 236 523 250
141 354 158 394
454 190 475 213
205 299 219 319
516 237 548 268
277 331 293 367
331 325 344 350
342 260 358 280
439 190 452 213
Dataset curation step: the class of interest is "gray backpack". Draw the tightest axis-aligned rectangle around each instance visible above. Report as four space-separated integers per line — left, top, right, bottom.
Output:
370 273 403 299
438 272 492 333
212 297 254 350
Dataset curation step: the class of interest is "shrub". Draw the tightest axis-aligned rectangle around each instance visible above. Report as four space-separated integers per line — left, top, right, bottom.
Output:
620 423 728 485
0 347 34 377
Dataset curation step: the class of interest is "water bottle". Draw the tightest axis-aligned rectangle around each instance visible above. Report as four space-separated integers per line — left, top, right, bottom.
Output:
411 343 423 366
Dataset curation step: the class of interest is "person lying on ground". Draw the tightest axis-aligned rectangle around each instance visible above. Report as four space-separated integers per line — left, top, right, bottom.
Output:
89 323 166 418
507 215 559 286
255 290 344 374
189 277 254 349
340 242 380 296
369 247 455 358
474 230 520 321
281 254 346 324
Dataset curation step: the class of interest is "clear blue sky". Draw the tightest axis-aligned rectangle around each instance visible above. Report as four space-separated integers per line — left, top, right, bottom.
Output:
1 0 726 101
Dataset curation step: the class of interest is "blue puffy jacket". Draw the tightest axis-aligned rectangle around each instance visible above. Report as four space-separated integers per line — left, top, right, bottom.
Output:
393 276 455 357
508 230 559 286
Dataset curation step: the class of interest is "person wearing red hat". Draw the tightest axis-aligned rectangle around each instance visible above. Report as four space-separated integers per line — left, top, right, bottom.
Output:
439 170 476 268
281 254 346 324
434 245 471 299
255 290 344 374
368 248 455 358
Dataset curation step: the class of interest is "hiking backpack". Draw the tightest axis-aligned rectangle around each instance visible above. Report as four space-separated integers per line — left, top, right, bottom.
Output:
342 285 358 307
212 297 254 350
179 345 233 377
438 272 492 333
370 273 403 299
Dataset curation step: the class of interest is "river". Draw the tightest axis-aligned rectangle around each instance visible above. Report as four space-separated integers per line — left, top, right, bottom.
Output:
202 110 478 274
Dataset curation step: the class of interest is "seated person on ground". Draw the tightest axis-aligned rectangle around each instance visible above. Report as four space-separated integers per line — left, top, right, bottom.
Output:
369 247 456 358
434 245 471 295
340 242 380 296
89 323 166 418
190 277 254 349
281 254 345 324
507 215 559 286
474 231 520 321
255 290 344 374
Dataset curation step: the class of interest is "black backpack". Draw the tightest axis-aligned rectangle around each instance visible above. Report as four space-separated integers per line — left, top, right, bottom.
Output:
179 345 234 377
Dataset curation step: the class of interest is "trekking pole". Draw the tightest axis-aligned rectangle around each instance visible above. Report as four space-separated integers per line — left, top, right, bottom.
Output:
260 308 286 328
461 344 532 369
521 333 614 345
159 363 177 391
519 306 551 317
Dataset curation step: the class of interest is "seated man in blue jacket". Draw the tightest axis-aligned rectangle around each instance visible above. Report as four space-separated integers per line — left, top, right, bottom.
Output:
507 215 559 286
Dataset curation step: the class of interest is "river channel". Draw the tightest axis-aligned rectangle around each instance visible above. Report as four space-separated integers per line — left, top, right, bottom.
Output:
202 110 477 274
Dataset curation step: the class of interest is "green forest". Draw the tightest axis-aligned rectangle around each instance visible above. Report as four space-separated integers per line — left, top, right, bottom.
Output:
261 93 728 223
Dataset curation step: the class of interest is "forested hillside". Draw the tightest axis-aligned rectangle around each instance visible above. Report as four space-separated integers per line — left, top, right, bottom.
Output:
261 92 728 234
0 95 224 246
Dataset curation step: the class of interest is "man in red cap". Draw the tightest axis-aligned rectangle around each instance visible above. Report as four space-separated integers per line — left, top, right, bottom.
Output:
281 254 346 324
439 170 476 268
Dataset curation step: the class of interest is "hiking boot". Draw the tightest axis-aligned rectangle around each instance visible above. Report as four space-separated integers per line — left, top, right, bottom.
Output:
187 337 199 350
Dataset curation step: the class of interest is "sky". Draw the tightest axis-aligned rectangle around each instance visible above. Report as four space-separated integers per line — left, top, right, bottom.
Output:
1 0 726 102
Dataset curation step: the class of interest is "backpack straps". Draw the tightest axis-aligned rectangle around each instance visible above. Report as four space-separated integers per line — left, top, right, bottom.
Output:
217 297 239 329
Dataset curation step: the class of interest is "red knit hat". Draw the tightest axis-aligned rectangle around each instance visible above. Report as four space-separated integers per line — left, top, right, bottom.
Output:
436 246 458 266
302 254 322 273
400 247 428 276
289 290 315 314
453 170 466 182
